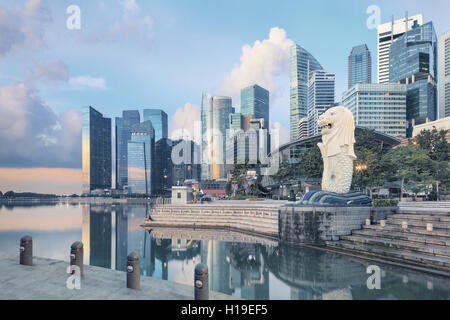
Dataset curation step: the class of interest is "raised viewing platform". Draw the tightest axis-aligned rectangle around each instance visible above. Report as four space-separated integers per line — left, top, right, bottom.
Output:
0 252 237 300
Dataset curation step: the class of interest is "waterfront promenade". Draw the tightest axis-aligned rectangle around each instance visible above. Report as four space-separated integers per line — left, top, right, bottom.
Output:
0 252 238 300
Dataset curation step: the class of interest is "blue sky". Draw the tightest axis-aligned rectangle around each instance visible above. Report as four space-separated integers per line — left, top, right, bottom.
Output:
0 0 449 194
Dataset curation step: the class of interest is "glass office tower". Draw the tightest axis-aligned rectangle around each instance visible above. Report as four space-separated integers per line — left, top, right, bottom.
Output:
143 109 168 142
127 121 155 195
439 30 450 119
201 93 232 180
377 14 423 83
307 70 336 136
389 21 438 131
82 106 111 195
290 44 323 142
115 110 140 190
241 84 269 129
154 138 173 193
348 44 371 89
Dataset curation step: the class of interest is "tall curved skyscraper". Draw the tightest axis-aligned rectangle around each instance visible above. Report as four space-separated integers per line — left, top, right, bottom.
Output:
201 93 233 180
290 44 323 142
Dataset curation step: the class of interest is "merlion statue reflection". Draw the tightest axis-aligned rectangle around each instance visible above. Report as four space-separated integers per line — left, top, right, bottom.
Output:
317 106 356 194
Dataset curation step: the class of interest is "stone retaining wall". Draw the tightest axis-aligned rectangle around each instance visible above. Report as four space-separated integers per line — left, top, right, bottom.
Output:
279 206 371 244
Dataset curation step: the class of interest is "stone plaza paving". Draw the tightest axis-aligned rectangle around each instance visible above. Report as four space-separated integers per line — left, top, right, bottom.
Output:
0 252 238 300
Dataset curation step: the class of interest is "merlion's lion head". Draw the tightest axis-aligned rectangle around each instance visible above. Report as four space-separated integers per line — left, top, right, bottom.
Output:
317 106 356 159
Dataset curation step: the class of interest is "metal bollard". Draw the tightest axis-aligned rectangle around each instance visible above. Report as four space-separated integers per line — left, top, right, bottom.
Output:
20 236 33 266
194 263 209 300
70 241 84 276
127 252 140 290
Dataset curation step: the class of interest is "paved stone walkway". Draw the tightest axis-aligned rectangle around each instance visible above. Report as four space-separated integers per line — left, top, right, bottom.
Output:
0 252 238 300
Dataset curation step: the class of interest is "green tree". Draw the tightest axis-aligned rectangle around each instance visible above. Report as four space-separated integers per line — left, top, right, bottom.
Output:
354 128 382 153
298 145 323 178
4 191 15 198
352 149 387 197
382 145 436 199
273 160 294 183
351 129 390 196
415 128 450 162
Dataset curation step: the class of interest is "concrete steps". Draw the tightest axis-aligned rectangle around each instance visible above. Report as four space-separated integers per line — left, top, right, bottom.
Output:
396 208 450 216
362 225 450 238
392 214 450 223
149 214 278 229
340 235 450 258
352 229 450 247
387 218 450 231
145 209 279 237
326 240 450 272
325 209 450 274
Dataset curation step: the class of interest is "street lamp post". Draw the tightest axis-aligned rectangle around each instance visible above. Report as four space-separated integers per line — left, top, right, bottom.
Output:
355 164 368 193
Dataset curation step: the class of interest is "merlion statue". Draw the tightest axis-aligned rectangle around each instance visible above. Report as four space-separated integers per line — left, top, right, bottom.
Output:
317 106 356 194
295 105 371 206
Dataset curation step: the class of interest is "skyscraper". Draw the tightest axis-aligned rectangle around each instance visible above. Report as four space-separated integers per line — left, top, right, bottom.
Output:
115 110 140 190
82 106 111 195
439 30 450 119
154 138 173 193
389 21 438 132
348 44 371 89
290 44 323 141
298 117 308 140
241 84 269 129
307 70 335 137
201 93 232 180
143 109 168 142
377 14 423 84
127 121 155 195
342 83 407 137
171 139 201 185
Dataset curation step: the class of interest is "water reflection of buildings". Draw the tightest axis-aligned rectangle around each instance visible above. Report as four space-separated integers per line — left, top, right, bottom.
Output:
264 244 450 300
80 211 450 300
154 237 201 281
81 204 156 276
149 227 271 299
228 243 270 300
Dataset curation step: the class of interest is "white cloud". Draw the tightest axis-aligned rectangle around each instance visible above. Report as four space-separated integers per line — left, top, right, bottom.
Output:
27 60 70 84
123 0 140 16
169 102 201 144
0 80 81 168
0 0 51 56
220 27 294 107
69 76 108 90
83 0 153 48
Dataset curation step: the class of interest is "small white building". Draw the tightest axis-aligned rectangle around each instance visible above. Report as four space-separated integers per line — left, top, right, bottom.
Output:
171 186 194 205
412 116 450 137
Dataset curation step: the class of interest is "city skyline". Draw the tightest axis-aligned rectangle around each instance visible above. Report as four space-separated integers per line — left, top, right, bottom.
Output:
1 0 450 194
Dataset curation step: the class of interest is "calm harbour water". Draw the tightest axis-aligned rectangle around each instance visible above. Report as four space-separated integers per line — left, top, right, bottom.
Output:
0 202 449 300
